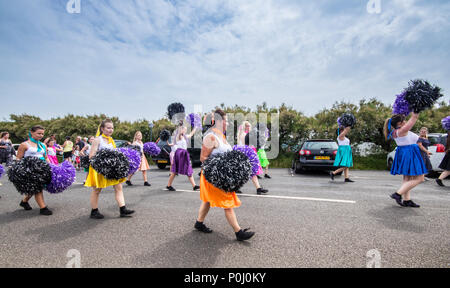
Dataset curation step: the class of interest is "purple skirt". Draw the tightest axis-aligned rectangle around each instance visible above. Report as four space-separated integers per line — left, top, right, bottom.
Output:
171 149 193 177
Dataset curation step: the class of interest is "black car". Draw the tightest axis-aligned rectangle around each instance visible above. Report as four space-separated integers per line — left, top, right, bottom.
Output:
292 139 339 173
152 137 202 170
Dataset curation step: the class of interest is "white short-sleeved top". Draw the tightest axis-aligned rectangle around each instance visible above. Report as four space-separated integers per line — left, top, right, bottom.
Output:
394 131 419 147
205 132 231 156
337 137 350 146
98 137 115 151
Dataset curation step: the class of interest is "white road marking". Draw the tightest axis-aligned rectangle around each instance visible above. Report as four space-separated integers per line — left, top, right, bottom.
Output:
165 189 356 204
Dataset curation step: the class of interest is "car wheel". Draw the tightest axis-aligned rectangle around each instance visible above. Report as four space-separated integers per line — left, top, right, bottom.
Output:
157 163 167 170
295 161 303 174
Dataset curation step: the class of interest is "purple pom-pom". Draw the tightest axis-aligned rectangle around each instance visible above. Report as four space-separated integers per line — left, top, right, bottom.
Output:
233 145 260 177
118 147 141 176
186 113 202 129
143 142 161 156
393 92 411 116
0 164 4 178
442 116 450 131
46 161 76 194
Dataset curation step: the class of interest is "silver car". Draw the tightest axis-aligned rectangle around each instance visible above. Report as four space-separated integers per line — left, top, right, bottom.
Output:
387 133 448 174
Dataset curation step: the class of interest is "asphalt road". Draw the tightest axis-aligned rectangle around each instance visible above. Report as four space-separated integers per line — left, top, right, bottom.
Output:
0 167 449 268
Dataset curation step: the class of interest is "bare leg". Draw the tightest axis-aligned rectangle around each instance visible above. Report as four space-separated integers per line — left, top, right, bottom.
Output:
333 167 345 175
22 194 33 203
397 175 424 198
197 201 210 222
34 192 46 209
90 188 102 209
224 208 241 233
127 174 134 181
251 176 261 189
344 168 349 179
188 176 196 187
438 170 450 180
143 171 148 182
114 184 125 207
167 173 176 187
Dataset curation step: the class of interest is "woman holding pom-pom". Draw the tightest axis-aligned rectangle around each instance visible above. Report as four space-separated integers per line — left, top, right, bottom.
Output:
126 131 151 187
195 109 255 241
15 126 53 215
330 126 354 183
85 119 135 219
166 124 199 191
384 113 426 208
436 117 450 187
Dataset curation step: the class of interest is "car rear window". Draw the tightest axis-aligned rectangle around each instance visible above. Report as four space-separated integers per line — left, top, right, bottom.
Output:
303 142 338 150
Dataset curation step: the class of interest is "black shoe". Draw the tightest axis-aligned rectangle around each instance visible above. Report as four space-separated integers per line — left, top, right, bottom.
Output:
345 178 354 183
90 209 104 219
236 228 255 241
257 175 262 179
198 172 201 177
39 207 53 216
20 201 32 211
257 188 268 195
330 172 335 181
195 221 213 233
236 190 242 194
120 206 135 218
193 185 200 191
264 174 271 179
144 182 151 187
403 200 420 208
390 193 405 207
166 186 176 191
436 179 445 187
126 180 133 186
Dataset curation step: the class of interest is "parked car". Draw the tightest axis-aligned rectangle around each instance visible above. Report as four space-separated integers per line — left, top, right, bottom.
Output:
152 138 202 170
114 140 130 148
292 139 340 173
386 133 448 175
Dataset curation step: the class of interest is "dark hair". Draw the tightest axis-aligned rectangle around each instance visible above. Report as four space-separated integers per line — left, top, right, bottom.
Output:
100 119 114 133
66 136 71 140
0 132 8 138
383 114 406 141
31 125 45 132
213 109 226 124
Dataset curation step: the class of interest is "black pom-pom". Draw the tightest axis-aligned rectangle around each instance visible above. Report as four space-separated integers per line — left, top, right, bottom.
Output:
167 102 185 121
338 113 356 128
8 157 52 195
202 150 252 192
160 130 171 142
80 155 91 169
403 79 443 113
90 149 130 180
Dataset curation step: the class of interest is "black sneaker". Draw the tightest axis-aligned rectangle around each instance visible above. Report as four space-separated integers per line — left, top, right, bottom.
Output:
126 180 133 186
236 228 255 241
166 186 176 191
345 178 354 183
436 179 445 187
257 188 268 195
193 185 200 191
120 206 135 218
257 175 262 179
264 174 271 179
144 182 151 187
390 193 405 207
194 221 213 233
403 200 420 208
39 207 53 216
20 201 32 211
330 172 335 181
90 209 104 219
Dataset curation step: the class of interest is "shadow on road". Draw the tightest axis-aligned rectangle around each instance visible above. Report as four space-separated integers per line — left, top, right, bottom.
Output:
134 230 247 267
367 205 425 233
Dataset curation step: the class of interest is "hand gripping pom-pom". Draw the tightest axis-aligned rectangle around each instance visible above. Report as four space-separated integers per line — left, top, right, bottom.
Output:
160 130 171 142
90 149 130 180
46 161 76 194
118 147 142 176
143 142 161 156
403 79 443 113
80 155 91 169
337 113 356 128
233 145 261 177
392 92 412 116
202 150 253 192
167 103 185 121
186 113 202 129
8 157 52 195
442 116 450 131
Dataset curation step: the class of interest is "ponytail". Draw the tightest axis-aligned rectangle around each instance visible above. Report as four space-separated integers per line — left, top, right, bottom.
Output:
384 114 406 141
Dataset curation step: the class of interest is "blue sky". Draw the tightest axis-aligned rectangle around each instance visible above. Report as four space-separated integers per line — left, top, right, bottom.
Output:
1 0 449 121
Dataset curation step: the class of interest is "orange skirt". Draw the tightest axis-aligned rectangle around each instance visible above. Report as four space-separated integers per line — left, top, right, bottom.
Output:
139 155 150 171
200 172 241 209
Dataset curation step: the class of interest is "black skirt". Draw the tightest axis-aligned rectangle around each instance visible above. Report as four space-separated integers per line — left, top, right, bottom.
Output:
439 152 450 171
420 151 433 172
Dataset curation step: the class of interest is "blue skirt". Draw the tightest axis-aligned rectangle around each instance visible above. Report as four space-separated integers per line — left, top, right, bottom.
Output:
391 144 427 176
333 145 353 168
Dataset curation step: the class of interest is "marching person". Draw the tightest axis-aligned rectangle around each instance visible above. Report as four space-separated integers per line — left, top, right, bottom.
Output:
417 127 433 180
126 131 151 187
330 126 354 182
436 130 450 187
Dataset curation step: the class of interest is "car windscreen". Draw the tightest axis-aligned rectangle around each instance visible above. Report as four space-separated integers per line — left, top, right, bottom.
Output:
303 142 338 150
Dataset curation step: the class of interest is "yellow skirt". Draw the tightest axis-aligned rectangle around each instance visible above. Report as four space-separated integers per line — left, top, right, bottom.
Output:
200 173 241 209
84 166 126 189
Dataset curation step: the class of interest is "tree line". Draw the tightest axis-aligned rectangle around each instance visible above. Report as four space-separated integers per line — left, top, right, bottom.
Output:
1 98 448 153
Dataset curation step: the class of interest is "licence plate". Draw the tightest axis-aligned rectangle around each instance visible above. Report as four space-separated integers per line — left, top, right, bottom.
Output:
314 156 330 160
158 160 168 164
